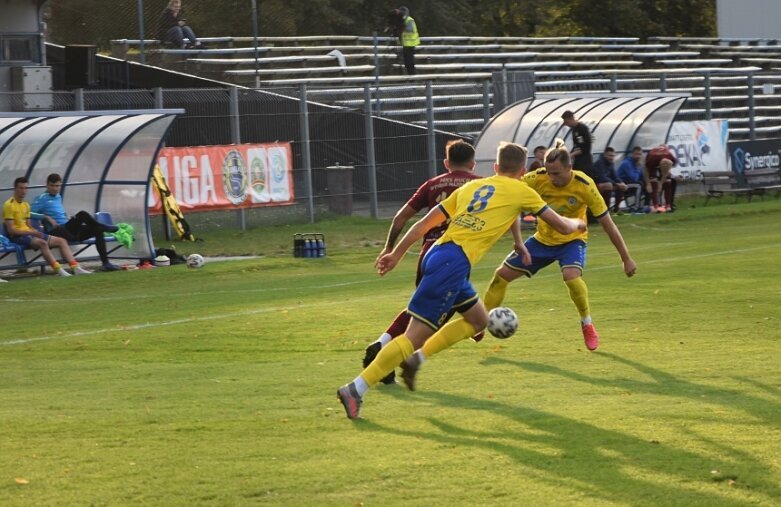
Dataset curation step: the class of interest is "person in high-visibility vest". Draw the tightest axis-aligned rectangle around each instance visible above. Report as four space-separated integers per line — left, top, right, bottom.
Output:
398 6 419 75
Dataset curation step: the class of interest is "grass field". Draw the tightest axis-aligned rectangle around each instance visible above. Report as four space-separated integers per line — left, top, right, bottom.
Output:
1 198 780 506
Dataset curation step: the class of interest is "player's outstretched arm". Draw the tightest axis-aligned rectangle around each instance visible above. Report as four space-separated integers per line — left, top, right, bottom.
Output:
597 213 637 277
537 208 586 235
376 206 446 276
376 204 418 266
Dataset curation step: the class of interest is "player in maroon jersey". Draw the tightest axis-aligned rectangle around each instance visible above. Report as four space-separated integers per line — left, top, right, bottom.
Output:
362 140 484 384
644 145 678 212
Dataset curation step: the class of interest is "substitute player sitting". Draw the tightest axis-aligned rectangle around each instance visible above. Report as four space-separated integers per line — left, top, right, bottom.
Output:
336 143 586 419
482 140 637 352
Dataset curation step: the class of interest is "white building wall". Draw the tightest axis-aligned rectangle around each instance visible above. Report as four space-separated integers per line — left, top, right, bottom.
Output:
717 0 781 38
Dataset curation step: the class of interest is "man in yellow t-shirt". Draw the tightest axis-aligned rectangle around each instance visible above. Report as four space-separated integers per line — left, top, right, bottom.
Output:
483 140 637 352
3 177 89 277
336 143 587 419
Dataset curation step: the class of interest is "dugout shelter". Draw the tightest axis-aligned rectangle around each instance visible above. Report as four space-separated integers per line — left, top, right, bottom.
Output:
0 109 182 265
473 94 686 176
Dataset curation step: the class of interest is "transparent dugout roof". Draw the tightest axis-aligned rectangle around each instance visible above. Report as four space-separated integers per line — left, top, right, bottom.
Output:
0 110 181 259
474 95 686 176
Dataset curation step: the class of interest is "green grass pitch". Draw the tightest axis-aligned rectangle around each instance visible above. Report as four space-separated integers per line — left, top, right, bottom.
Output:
1 198 780 505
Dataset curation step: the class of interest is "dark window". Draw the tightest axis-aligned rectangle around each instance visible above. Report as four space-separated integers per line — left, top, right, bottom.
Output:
0 35 40 63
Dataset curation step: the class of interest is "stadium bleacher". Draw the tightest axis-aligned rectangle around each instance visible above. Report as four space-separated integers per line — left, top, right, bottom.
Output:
110 35 781 140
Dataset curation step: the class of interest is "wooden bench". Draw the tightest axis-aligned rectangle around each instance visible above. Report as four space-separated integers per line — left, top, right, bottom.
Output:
745 167 781 198
703 171 753 204
703 168 781 204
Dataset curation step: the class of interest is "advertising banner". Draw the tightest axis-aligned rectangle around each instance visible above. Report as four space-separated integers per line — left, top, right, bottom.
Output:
149 143 294 213
727 138 781 177
666 120 730 180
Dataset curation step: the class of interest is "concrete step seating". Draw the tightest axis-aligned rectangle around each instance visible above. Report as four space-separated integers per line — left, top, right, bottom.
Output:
109 35 781 139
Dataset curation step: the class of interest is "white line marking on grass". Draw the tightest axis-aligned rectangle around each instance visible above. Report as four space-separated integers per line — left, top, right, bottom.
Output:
0 278 380 304
0 300 340 346
3 243 779 347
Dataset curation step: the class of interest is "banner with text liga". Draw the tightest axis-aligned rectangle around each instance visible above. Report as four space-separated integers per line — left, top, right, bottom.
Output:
149 143 294 213
665 120 730 180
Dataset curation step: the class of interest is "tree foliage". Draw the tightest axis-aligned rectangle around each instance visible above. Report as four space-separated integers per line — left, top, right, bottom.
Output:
45 0 716 50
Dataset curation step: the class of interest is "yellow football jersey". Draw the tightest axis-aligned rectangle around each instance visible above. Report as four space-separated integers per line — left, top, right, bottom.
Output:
2 197 33 233
522 168 607 246
436 174 548 265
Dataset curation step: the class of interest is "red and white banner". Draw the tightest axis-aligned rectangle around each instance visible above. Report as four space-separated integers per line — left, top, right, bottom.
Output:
149 143 294 213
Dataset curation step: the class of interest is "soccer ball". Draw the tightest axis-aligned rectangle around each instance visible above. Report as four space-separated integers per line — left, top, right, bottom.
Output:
486 307 518 339
186 253 205 269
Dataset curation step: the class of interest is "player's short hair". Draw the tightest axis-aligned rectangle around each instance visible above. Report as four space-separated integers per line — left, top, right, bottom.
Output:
534 145 546 153
561 110 575 120
496 142 528 173
446 140 475 166
632 146 643 152
13 176 28 188
604 146 615 154
47 173 62 184
545 138 571 167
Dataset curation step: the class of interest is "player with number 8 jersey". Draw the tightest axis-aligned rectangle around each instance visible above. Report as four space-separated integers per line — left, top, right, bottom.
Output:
336 142 586 419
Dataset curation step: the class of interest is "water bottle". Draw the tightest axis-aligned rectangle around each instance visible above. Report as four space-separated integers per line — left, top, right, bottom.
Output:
293 234 303 257
316 237 325 257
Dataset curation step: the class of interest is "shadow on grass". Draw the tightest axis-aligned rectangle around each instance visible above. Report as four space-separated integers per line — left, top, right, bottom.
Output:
359 385 775 506
483 353 781 425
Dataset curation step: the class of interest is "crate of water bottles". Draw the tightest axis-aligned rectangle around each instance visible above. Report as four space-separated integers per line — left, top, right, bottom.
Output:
293 233 326 258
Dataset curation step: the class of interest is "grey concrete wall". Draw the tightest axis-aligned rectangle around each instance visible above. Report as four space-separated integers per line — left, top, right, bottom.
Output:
0 0 40 32
717 0 781 39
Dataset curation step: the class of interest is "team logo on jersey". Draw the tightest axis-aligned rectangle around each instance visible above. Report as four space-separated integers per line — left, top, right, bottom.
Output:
223 149 248 205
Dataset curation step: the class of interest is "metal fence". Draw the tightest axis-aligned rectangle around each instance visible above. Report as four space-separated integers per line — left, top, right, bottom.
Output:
0 84 463 234
3 68 780 233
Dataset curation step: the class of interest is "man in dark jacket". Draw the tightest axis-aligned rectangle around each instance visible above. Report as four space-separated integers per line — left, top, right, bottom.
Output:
593 147 631 213
158 0 201 49
561 110 593 173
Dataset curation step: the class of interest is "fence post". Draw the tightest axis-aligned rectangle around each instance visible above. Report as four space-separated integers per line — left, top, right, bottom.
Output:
153 86 171 241
74 88 84 111
251 0 260 89
137 0 145 65
364 84 379 219
372 32 381 114
299 83 315 223
659 73 667 93
482 79 491 124
610 74 617 93
704 73 712 121
426 81 437 179
748 73 756 140
229 87 246 230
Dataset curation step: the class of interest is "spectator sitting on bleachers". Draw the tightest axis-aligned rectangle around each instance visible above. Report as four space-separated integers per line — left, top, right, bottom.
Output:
31 173 120 272
528 145 546 170
158 0 201 49
617 146 645 211
593 147 630 213
3 177 89 277
644 145 680 212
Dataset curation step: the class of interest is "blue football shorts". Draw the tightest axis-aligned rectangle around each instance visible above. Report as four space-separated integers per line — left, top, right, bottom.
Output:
407 241 478 330
503 237 587 277
9 235 33 248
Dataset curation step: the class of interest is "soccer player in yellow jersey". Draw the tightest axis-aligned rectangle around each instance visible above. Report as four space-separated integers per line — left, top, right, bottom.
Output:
483 140 637 352
3 177 86 277
336 143 586 419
